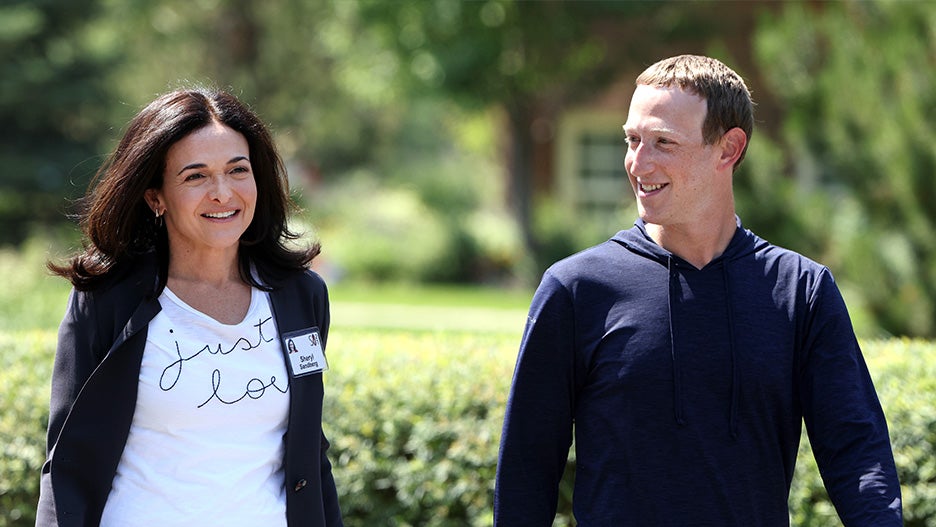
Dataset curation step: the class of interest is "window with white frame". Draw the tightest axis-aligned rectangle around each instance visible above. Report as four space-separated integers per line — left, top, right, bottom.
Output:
555 110 634 230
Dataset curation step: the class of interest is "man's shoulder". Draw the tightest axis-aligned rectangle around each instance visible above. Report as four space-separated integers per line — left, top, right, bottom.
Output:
552 238 617 263
544 237 644 283
748 235 828 275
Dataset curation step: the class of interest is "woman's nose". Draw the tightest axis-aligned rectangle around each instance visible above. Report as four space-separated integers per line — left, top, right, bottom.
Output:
208 175 232 201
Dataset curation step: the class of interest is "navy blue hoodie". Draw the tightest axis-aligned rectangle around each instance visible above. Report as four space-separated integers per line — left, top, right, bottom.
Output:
494 219 902 526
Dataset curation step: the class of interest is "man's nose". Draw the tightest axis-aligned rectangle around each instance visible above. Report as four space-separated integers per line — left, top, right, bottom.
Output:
626 143 653 176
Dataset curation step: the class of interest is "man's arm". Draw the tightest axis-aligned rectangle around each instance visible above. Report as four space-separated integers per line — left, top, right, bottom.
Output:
800 269 902 526
495 272 576 526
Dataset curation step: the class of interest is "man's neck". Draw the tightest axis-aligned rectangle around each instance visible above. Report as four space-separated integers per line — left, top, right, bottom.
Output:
645 215 737 269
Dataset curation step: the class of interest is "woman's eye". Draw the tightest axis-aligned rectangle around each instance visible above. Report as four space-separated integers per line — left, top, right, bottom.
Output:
183 173 204 182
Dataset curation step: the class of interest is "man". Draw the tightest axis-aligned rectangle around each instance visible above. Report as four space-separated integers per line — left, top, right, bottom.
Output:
494 55 902 526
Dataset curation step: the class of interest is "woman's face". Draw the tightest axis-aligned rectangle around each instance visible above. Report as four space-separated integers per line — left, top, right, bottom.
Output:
147 121 257 262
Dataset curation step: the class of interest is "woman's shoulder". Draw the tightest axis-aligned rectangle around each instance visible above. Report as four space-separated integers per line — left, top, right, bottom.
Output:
77 252 160 303
60 253 160 343
277 267 327 294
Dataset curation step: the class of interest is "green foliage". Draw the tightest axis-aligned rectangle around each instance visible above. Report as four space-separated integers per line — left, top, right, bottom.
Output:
351 0 634 258
0 331 55 527
310 176 459 283
354 0 628 104
788 339 936 527
0 237 72 332
530 196 616 276
90 0 405 176
323 330 517 526
302 122 529 284
744 0 936 337
0 0 113 244
1 316 934 526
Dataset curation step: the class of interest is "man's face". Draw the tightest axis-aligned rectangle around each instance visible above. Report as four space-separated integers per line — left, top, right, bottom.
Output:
622 84 726 229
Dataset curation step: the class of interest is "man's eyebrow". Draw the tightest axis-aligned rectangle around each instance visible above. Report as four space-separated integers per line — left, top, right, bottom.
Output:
622 125 680 136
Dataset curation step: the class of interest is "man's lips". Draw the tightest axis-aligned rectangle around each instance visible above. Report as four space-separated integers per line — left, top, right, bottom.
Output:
638 182 668 194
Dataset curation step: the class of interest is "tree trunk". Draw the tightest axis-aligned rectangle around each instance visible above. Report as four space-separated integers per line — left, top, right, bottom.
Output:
505 102 537 258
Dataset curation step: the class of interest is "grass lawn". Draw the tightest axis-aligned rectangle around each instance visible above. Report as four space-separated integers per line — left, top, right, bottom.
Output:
329 281 533 334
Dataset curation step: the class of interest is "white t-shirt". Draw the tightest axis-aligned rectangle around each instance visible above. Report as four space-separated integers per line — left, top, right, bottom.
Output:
100 286 290 526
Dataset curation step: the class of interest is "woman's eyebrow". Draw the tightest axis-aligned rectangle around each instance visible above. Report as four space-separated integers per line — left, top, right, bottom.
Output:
176 156 249 176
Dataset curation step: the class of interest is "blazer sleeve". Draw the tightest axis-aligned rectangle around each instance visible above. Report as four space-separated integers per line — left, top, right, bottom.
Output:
315 277 342 525
37 288 105 524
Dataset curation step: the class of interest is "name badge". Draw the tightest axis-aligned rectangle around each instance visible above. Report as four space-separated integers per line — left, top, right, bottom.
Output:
282 327 328 377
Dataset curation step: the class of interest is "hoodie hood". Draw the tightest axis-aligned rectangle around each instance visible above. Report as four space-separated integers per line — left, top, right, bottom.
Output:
611 216 768 266
609 216 770 438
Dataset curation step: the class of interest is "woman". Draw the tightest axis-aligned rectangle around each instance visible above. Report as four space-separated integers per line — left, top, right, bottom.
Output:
38 88 343 526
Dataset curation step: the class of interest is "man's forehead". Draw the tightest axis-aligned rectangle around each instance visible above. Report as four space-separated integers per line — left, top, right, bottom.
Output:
623 84 706 137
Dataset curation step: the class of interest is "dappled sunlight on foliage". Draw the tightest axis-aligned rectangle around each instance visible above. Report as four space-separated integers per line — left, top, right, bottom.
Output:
747 0 936 337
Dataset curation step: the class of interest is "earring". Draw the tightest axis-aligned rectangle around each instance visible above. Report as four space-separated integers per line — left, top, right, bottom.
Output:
154 208 164 228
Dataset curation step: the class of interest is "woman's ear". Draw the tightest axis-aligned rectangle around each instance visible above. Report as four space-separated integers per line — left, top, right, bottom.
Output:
144 188 161 215
718 127 747 171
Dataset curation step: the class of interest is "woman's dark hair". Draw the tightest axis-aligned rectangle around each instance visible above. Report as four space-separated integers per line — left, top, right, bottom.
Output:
49 87 320 291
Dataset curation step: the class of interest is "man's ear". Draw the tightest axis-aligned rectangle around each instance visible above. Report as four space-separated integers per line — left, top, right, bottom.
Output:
718 127 747 171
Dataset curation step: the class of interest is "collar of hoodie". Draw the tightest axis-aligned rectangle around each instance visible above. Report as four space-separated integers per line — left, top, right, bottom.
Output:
613 217 764 439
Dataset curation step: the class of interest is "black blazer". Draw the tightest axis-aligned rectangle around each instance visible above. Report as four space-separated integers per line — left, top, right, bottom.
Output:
36 254 343 526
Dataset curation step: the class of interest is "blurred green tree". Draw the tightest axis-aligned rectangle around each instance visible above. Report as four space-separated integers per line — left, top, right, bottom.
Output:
0 0 113 244
350 0 736 254
740 0 936 337
89 0 398 176
7 0 934 336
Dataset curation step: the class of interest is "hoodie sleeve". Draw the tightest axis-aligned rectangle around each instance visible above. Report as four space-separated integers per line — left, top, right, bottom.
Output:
799 268 902 525
494 271 576 526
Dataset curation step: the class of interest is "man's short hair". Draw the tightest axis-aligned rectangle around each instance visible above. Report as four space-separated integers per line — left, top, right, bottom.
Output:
636 55 754 168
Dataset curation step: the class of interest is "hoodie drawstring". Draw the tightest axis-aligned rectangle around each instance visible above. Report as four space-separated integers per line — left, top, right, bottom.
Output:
667 257 687 426
723 263 741 439
667 257 741 438
622 218 751 439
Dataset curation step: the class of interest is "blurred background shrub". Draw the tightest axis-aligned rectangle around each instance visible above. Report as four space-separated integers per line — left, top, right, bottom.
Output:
3 0 934 337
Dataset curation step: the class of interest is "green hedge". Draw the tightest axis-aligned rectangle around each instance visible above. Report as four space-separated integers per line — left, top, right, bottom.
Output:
323 330 515 526
2 331 934 526
789 338 936 527
0 331 54 526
